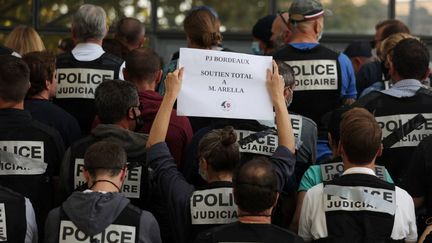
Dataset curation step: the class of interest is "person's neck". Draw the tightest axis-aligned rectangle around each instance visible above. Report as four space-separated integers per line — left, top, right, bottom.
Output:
238 209 272 224
0 100 24 110
134 81 156 93
29 91 49 100
207 171 232 183
112 121 130 131
89 177 121 192
343 160 375 171
289 33 318 43
82 39 103 46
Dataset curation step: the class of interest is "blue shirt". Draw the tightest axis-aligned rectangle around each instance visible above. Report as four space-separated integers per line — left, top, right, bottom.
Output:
289 43 357 99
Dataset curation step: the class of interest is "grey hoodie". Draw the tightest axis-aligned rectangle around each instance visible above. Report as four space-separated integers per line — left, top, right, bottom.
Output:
44 191 161 243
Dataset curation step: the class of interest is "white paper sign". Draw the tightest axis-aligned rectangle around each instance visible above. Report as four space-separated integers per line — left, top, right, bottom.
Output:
177 48 273 120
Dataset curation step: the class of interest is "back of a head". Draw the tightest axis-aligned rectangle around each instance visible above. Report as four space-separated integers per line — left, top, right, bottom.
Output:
116 17 145 45
95 79 138 124
72 4 107 42
378 33 416 61
183 8 222 48
0 55 30 103
340 108 382 165
327 106 351 147
4 25 45 55
198 126 240 173
391 38 429 80
252 15 277 47
125 48 161 82
233 158 278 213
84 141 127 178
377 19 410 41
277 61 295 87
344 41 372 59
22 51 56 98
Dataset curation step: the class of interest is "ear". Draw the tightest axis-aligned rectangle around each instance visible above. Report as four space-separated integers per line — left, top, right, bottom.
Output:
421 68 431 82
338 141 344 159
272 192 280 208
45 79 51 91
283 87 290 99
120 167 128 182
283 29 292 43
328 132 333 146
127 107 135 120
83 169 91 184
155 69 163 86
199 158 208 172
376 143 383 157
123 68 129 81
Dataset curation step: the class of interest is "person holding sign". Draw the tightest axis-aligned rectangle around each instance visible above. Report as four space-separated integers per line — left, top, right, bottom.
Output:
146 61 297 243
273 0 357 134
298 108 417 242
45 141 161 243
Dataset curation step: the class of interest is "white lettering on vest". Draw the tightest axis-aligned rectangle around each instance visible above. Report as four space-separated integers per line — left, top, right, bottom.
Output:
321 162 388 182
0 204 7 241
190 188 238 225
74 159 142 198
290 114 303 139
236 130 278 156
0 141 45 175
375 113 432 148
56 68 114 99
285 60 338 91
59 220 135 243
324 185 396 214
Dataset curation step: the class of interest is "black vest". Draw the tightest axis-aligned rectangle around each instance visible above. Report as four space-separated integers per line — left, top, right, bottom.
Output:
274 44 342 129
0 186 26 243
360 88 432 184
0 45 14 55
65 135 152 210
58 204 141 243
189 181 237 242
54 52 123 134
317 173 401 243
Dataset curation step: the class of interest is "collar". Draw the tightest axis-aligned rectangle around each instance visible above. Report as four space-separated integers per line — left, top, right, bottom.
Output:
72 43 105 61
380 79 422 98
342 167 376 176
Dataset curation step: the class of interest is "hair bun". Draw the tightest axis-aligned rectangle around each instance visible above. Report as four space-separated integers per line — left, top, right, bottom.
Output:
221 126 237 146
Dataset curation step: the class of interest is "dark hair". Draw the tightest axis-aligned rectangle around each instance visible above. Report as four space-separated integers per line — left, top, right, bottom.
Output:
116 17 145 45
125 48 161 82
0 55 30 102
184 8 222 48
22 51 56 97
95 79 139 124
327 106 351 147
391 38 429 80
198 126 240 172
277 61 295 87
340 108 382 165
84 141 127 178
379 20 410 41
233 158 278 213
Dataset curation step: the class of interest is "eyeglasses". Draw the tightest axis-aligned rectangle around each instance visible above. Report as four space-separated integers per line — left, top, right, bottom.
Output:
278 11 290 29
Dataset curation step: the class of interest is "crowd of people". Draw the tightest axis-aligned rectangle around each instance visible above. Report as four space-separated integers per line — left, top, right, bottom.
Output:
1 0 432 242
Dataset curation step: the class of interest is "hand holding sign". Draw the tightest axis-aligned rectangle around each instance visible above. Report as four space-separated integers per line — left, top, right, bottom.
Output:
266 61 286 107
165 68 184 100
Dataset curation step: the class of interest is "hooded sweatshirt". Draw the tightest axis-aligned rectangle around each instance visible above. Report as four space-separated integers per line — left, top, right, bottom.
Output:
44 191 161 243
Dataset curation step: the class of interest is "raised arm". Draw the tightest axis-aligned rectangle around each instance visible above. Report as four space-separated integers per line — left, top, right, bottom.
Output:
266 61 295 153
146 68 183 148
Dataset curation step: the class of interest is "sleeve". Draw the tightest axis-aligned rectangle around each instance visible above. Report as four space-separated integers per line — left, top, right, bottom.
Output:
298 190 314 242
338 53 357 99
24 198 38 243
146 142 195 241
392 189 417 242
139 211 162 243
44 208 61 243
402 140 428 197
118 61 126 80
270 145 297 191
298 166 321 192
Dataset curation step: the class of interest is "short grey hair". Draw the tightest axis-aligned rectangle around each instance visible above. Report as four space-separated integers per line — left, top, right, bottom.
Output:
72 4 107 41
276 61 295 87
95 79 139 124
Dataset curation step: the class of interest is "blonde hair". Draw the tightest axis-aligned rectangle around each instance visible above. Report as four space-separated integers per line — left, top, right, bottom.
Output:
4 26 45 55
378 32 417 61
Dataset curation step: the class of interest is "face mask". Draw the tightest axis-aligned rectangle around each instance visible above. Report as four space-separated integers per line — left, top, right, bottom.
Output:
132 109 144 132
251 41 263 55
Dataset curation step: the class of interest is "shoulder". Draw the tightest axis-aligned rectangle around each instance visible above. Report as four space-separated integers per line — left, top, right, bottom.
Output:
395 186 415 206
354 90 383 107
298 114 317 129
28 119 64 143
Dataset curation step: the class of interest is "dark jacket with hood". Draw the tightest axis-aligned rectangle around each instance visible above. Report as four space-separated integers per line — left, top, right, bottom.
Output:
44 191 161 243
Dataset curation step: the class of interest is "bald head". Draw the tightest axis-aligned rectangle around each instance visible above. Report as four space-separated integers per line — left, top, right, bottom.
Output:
115 17 145 50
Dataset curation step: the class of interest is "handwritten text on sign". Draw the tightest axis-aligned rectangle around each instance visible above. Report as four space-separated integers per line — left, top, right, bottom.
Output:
177 48 273 120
